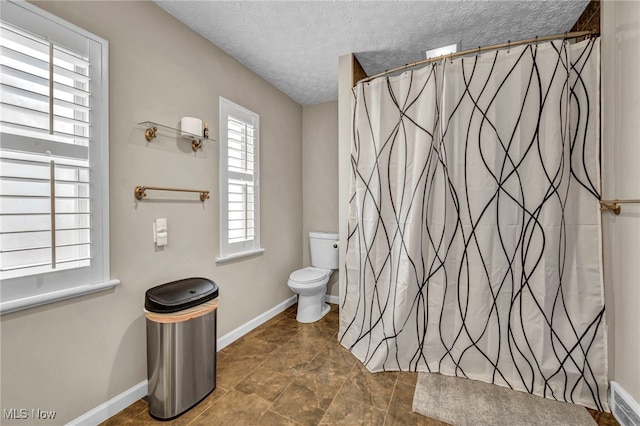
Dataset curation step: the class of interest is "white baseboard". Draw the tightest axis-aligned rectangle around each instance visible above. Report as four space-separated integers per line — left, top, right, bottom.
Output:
217 295 297 350
325 294 339 305
66 380 147 426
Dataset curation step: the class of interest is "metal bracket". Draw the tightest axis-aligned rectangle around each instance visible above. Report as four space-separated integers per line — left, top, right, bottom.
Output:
599 201 621 215
144 126 157 142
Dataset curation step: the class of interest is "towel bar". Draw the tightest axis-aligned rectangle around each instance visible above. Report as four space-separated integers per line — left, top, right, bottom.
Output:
134 185 210 202
599 199 640 215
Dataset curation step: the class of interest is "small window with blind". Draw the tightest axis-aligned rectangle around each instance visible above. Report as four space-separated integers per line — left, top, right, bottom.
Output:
217 98 262 262
0 1 114 314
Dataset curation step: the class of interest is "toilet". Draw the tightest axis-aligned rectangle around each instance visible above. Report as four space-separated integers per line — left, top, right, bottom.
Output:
288 231 339 323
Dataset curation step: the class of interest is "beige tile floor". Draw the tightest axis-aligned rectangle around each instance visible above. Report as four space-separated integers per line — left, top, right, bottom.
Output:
102 304 618 426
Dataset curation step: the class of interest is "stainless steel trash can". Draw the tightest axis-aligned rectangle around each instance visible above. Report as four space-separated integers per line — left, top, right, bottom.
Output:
145 277 218 420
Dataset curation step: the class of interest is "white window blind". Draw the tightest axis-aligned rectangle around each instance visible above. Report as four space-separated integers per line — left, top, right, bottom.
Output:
0 21 91 146
0 153 91 279
218 98 262 261
0 1 114 314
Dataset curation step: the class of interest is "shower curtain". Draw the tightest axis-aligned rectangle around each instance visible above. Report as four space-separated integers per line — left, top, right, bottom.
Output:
340 38 608 410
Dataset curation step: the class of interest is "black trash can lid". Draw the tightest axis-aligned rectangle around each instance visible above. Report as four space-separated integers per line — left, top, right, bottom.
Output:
145 277 218 313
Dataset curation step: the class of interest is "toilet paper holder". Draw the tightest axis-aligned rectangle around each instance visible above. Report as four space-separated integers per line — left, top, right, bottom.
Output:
180 117 204 151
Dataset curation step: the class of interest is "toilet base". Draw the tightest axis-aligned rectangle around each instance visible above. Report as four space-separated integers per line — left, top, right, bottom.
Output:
296 295 330 323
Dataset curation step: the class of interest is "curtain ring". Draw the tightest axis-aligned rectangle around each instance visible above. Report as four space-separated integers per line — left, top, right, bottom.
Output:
507 40 511 54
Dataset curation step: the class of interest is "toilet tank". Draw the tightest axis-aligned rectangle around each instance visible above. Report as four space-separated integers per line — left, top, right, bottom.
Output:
309 231 339 270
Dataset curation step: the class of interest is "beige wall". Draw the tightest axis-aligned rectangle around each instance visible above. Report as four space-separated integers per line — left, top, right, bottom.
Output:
302 101 339 296
0 1 303 423
601 0 640 404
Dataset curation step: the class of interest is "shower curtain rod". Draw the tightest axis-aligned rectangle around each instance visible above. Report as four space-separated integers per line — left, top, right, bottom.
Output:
357 30 598 85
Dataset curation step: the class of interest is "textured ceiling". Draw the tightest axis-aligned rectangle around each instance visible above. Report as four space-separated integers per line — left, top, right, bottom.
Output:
155 1 589 106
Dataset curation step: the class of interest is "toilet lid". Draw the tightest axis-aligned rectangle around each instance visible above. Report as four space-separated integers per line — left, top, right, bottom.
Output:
289 267 329 284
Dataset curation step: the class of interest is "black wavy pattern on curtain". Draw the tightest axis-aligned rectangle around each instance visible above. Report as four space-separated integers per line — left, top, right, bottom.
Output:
340 38 606 410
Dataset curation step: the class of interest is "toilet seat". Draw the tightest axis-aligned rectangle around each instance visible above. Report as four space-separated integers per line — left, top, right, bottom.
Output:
289 267 330 284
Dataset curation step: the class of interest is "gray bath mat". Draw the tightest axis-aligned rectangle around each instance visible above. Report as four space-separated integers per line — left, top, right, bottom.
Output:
412 373 596 426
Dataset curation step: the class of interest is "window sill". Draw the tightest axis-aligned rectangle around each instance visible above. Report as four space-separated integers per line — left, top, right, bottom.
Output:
0 279 120 315
216 248 265 264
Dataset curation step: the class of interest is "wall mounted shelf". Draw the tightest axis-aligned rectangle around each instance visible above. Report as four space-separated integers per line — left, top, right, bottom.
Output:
138 121 215 152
